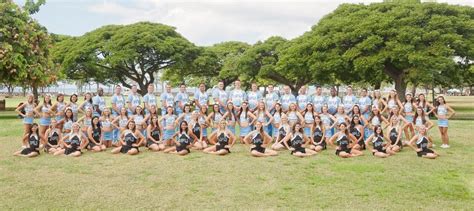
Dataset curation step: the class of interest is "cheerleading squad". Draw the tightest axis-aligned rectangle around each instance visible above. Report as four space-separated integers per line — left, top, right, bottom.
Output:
14 80 455 159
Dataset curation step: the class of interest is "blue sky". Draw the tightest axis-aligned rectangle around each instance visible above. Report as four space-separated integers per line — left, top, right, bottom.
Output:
14 0 474 46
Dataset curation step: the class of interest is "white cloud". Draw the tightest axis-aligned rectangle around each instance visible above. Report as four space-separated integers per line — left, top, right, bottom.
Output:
86 0 474 46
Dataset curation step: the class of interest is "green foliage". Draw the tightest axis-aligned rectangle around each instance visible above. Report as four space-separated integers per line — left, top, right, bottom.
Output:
0 0 58 99
53 22 198 94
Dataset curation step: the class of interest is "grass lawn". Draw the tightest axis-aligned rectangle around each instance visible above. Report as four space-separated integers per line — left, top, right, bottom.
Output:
0 96 473 209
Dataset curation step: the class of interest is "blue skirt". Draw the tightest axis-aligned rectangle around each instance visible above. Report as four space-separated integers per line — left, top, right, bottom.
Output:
240 126 251 137
103 131 113 141
23 117 34 124
325 128 333 138
40 117 52 126
164 129 175 140
438 119 448 128
227 126 235 135
113 129 120 143
405 115 414 123
304 127 311 137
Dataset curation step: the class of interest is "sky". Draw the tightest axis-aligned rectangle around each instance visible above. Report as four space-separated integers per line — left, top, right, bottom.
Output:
14 0 474 46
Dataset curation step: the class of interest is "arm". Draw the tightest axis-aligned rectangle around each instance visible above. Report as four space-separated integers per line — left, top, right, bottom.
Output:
15 103 26 117
447 105 456 119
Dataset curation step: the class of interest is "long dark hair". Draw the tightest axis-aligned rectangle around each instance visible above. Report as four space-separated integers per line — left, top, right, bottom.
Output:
179 120 188 134
339 122 350 136
413 106 427 125
417 93 427 109
271 102 282 116
351 104 361 116
404 93 414 104
237 101 248 120
225 102 236 121
434 95 447 114
350 115 361 129
64 108 74 122
127 120 136 132
303 103 315 121
28 123 39 137
70 94 78 103
368 108 382 123
43 95 52 106
292 122 304 134
150 115 160 129
91 116 101 133
84 93 93 104
373 125 384 137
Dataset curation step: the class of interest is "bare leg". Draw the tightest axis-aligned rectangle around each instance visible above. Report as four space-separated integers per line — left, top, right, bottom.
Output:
111 146 122 154
127 148 139 155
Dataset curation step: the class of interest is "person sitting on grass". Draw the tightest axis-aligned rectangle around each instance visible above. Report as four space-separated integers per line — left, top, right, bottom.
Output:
203 120 235 155
408 126 439 159
164 121 198 156
54 122 87 157
280 122 318 157
328 123 363 158
243 121 278 157
111 120 144 155
14 123 41 158
365 126 396 158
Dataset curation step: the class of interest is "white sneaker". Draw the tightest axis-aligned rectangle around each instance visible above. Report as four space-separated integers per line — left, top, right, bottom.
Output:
432 144 436 147
440 144 450 149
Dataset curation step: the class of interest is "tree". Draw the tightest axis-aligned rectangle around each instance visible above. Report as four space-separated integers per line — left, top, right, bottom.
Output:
163 41 250 88
292 2 473 100
54 22 198 95
0 0 58 100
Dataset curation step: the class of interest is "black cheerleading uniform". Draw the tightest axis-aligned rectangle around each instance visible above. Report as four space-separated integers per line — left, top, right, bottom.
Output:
335 134 351 155
147 126 161 147
290 133 306 154
278 125 289 146
21 134 40 155
371 136 386 155
389 127 402 147
192 122 201 139
250 132 265 153
176 133 192 153
120 131 139 153
46 130 60 150
313 126 326 149
351 126 364 150
416 136 434 157
65 134 81 155
89 127 101 148
216 132 231 153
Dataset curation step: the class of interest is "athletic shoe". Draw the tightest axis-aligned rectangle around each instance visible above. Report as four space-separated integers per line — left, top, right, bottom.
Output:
440 144 450 149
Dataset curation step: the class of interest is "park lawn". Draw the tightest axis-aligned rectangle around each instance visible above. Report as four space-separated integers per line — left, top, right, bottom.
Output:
0 116 473 209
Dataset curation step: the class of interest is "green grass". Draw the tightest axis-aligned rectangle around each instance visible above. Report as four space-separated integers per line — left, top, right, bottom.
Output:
0 96 473 209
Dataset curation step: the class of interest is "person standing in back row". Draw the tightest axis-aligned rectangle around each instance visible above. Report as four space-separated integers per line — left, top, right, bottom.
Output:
229 79 246 112
143 84 157 115
127 85 141 116
212 81 228 114
161 84 175 116
194 83 209 112
247 82 262 112
92 88 106 117
327 87 341 115
280 86 296 112
175 83 189 115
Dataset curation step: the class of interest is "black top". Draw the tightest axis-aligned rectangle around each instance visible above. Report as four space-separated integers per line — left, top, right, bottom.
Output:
48 131 59 145
29 135 40 149
337 134 350 151
291 134 304 148
217 133 229 145
313 127 323 143
252 133 264 146
124 133 137 146
178 133 191 146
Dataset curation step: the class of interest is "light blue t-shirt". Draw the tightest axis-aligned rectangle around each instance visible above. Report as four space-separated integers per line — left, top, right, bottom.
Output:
143 93 157 107
247 91 262 110
127 93 141 108
230 89 246 107
343 95 358 113
327 96 341 114
111 94 125 114
297 94 309 110
358 96 372 114
194 90 209 108
160 92 175 108
92 95 106 111
281 93 296 111
312 94 326 113
175 91 189 106
212 89 228 106
265 92 279 110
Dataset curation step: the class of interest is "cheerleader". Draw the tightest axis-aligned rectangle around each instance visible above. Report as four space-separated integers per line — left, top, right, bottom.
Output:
177 104 192 124
44 119 62 154
270 103 284 138
244 121 278 157
254 101 273 135
413 106 434 132
358 88 373 119
385 90 403 114
189 111 207 150
247 82 262 112
100 108 115 147
286 103 304 127
160 106 178 147
229 80 246 111
310 115 326 152
434 96 455 148
79 92 93 114
146 115 164 151
402 93 416 140
350 115 366 150
208 104 224 133
334 105 350 126
175 84 189 115
223 102 237 135
77 108 93 137
194 83 209 112
35 94 53 138
327 87 341 115
320 104 337 143
112 107 130 138
14 123 41 157
203 120 235 155
371 90 387 111
302 103 317 137
62 108 74 134
416 93 434 115
328 123 363 158
365 126 395 158
271 114 290 151
50 93 66 128
15 94 36 137
388 106 411 128
197 106 210 143
342 86 357 115
67 94 80 121
86 116 106 152
367 106 389 134
350 105 368 125
387 115 403 152
408 126 439 159
164 121 198 155
131 106 148 137
127 85 141 116
111 85 126 116
143 84 157 115
54 123 86 157
145 104 159 122
237 102 257 143
280 122 317 157
111 120 145 155
297 85 310 113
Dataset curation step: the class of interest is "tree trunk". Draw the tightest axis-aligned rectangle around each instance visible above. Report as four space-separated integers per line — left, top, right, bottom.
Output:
374 81 382 90
6 85 13 97
32 85 39 104
411 83 417 96
393 75 407 102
